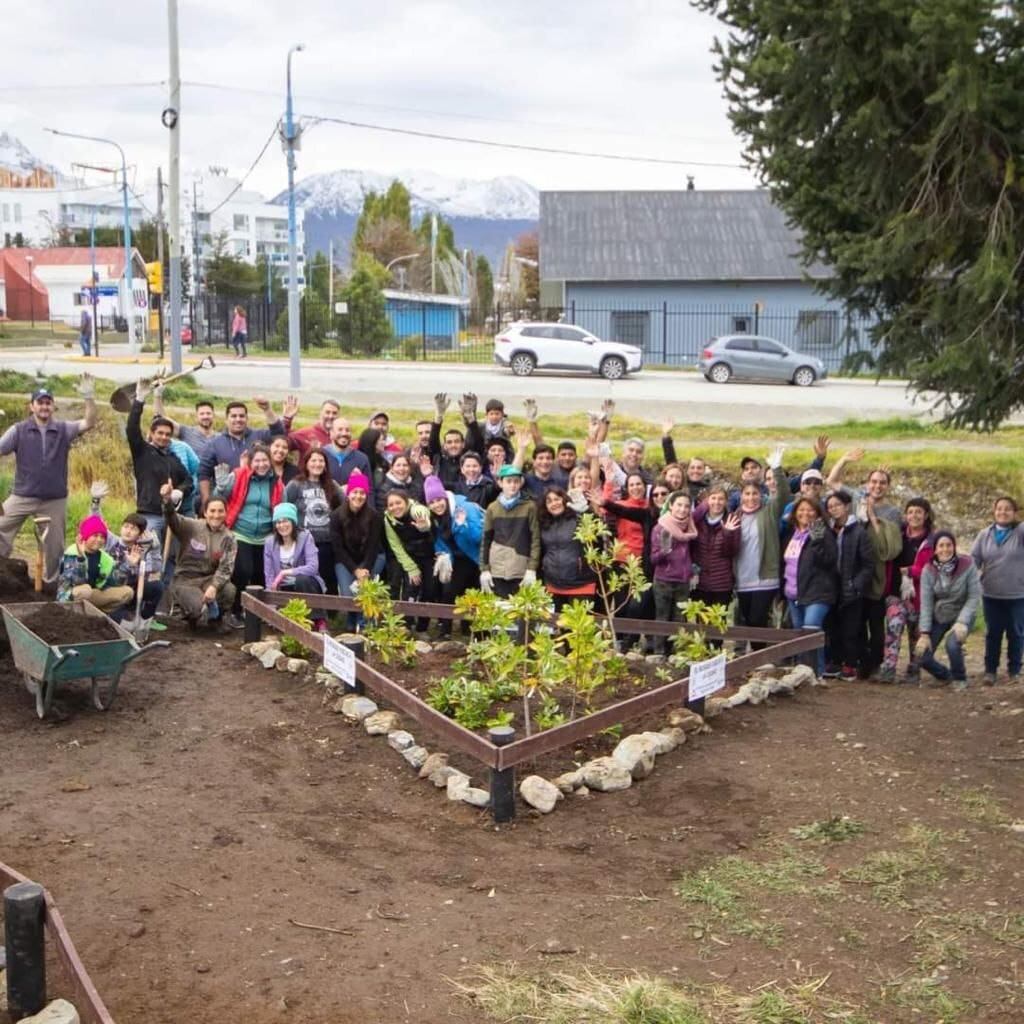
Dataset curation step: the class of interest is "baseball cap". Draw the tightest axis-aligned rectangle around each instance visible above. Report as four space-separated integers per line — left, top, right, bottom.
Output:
740 455 762 470
496 464 523 479
801 469 824 484
31 388 54 402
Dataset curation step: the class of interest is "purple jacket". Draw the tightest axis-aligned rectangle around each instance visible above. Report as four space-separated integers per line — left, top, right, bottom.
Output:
650 522 695 584
263 529 324 591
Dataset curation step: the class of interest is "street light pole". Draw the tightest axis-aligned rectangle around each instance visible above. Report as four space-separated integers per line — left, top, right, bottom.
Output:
166 0 183 373
45 127 136 354
284 43 305 390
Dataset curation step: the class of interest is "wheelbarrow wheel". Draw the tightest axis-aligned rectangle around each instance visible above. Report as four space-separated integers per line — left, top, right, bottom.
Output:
91 672 122 712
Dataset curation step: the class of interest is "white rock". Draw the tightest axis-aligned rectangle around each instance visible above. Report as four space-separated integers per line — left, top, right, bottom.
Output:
641 730 678 755
259 648 283 669
657 727 687 751
387 730 415 751
575 785 590 796
645 653 668 665
727 679 770 707
704 696 729 717
418 752 449 779
18 1001 80 1024
667 708 705 732
338 695 379 721
612 735 659 779
581 757 633 793
402 745 429 769
553 769 584 794
624 651 645 663
364 710 400 735
430 764 468 788
446 772 471 800
461 787 490 808
780 664 816 689
433 639 466 654
247 639 281 658
286 658 309 675
413 640 432 654
519 775 563 813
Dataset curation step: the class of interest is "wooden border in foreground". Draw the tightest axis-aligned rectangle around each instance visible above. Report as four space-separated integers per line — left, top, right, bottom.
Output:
0 860 116 1024
241 588 824 774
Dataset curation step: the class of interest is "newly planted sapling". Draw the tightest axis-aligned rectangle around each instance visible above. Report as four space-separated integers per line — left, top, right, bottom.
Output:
556 599 625 719
277 598 313 656
353 579 417 666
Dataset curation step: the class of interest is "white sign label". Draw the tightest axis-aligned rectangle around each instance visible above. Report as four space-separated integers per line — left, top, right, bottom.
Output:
334 301 348 315
688 653 727 701
323 634 356 686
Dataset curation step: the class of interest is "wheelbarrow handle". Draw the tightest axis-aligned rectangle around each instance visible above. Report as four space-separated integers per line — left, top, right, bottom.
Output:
122 640 171 665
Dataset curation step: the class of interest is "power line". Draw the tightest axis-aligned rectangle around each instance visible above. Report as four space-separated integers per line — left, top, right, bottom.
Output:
0 80 165 92
203 123 280 215
306 114 746 169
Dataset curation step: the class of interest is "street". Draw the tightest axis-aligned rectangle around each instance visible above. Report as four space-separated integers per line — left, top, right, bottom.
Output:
1 346 958 427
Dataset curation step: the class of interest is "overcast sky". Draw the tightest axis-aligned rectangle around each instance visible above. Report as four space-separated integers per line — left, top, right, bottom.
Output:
1 0 757 198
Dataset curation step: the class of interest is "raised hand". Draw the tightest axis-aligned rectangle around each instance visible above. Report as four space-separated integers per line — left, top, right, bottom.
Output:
809 519 826 541
134 376 151 403
458 392 477 422
76 372 96 399
813 434 831 458
766 444 786 470
282 394 300 419
724 511 742 530
842 447 865 464
160 478 173 500
600 398 615 421
253 395 270 412
90 480 109 500
661 416 675 436
523 398 538 423
434 392 450 418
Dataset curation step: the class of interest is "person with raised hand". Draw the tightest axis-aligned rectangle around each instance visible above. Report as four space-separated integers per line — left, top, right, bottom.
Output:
0 373 98 584
915 531 980 690
383 487 437 633
423 474 483 629
427 392 486 489
650 490 699 652
376 452 425 512
691 486 741 613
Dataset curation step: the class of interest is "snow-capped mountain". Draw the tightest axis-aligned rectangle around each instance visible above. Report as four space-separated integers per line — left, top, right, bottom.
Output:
0 132 60 179
276 167 539 220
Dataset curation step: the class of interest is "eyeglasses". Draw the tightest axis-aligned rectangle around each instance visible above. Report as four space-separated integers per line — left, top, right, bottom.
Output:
652 490 669 498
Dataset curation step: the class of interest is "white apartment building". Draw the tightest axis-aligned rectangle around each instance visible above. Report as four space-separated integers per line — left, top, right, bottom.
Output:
0 183 144 247
186 174 306 294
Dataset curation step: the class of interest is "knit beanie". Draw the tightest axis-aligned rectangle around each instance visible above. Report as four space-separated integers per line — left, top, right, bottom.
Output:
347 471 370 496
423 475 447 504
78 515 108 541
271 502 299 526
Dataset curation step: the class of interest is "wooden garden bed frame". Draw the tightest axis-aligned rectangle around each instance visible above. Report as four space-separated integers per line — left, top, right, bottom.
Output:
240 587 824 822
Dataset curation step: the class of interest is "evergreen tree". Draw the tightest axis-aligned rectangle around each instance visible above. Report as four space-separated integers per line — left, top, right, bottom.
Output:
695 0 1024 427
474 254 494 327
203 232 262 295
341 253 392 354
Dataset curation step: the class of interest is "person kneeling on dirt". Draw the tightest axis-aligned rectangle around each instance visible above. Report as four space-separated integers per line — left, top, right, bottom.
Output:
57 515 134 613
105 513 164 626
162 481 237 630
264 503 327 630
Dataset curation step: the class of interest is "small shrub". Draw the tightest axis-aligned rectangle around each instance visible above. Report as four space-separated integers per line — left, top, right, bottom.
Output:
277 597 313 656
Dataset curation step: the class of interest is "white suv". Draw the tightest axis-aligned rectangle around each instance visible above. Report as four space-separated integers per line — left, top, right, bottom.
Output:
494 322 643 380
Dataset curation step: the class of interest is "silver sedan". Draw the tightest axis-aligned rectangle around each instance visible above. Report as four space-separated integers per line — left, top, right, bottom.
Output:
697 334 827 386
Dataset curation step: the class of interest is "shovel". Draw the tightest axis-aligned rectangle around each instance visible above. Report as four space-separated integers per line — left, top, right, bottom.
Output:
123 537 155 640
32 516 51 592
109 356 217 413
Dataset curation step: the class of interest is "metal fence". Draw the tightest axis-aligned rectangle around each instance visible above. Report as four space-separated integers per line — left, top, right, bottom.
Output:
186 295 880 372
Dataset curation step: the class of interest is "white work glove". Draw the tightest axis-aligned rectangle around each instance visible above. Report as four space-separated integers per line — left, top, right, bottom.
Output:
348 578 361 595
900 574 916 602
76 373 96 399
434 552 453 584
522 570 537 586
914 635 931 658
135 377 151 403
523 398 538 423
951 622 969 643
170 488 184 507
766 444 786 471
459 392 478 423
479 571 494 594
434 392 450 417
214 463 232 491
600 398 615 422
90 480 109 500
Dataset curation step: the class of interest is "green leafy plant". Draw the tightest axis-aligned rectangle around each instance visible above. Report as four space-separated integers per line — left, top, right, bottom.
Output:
277 597 313 657
352 578 417 665
574 512 650 644
556 599 626 718
425 674 494 730
669 599 730 672
535 696 566 730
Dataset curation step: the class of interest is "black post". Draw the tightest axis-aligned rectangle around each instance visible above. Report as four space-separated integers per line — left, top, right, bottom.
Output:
4 881 47 1018
244 586 264 643
489 725 516 824
339 635 367 695
686 695 706 718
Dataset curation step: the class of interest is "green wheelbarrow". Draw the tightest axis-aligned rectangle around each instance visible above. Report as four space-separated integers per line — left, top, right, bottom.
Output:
1 601 170 719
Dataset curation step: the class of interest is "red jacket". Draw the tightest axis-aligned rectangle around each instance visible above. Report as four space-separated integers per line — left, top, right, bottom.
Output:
225 467 284 529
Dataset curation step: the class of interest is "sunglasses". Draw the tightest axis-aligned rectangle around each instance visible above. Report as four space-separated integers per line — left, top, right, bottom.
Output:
652 490 669 497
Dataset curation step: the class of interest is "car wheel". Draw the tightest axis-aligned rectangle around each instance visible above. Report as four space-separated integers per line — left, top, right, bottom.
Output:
792 366 817 387
510 352 536 377
708 362 732 384
600 356 627 381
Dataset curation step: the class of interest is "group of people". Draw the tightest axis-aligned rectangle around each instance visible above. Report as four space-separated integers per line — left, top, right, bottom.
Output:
0 376 1021 690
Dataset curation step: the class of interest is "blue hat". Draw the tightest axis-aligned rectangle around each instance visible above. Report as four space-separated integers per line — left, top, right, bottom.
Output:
31 387 54 402
272 502 299 526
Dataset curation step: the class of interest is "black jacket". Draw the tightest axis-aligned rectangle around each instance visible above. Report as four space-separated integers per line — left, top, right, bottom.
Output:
428 420 485 490
833 518 875 607
329 505 382 574
781 523 839 606
455 475 498 509
540 512 594 591
127 400 193 515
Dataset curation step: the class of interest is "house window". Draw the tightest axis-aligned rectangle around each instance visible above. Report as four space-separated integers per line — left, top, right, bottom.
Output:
796 309 839 347
610 310 650 350
1 203 8 222
732 315 751 333
233 214 249 231
13 203 21 223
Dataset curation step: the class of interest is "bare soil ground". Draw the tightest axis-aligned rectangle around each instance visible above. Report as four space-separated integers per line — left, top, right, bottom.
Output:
2 624 1023 1023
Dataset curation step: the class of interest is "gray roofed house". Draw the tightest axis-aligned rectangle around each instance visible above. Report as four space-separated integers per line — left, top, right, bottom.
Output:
540 189 827 284
536 189 862 370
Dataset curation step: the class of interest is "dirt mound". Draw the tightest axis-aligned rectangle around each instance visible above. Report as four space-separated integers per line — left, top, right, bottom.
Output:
0 556 35 598
18 603 122 645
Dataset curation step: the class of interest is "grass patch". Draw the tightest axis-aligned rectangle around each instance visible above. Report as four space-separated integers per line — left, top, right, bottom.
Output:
841 825 949 906
789 815 866 844
883 977 973 1022
949 786 1012 827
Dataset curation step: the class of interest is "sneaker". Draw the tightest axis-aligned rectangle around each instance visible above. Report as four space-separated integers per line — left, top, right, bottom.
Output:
314 619 328 634
982 672 997 687
840 664 857 681
926 677 951 689
147 619 168 632
822 664 840 679
951 680 968 692
228 612 245 630
1008 674 1021 685
877 666 896 684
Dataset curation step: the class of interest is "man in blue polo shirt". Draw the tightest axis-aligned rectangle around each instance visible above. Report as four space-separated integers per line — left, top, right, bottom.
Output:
0 375 98 583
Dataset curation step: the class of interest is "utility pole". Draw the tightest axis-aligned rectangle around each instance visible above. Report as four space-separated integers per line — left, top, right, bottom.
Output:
328 239 333 315
166 0 183 373
192 181 202 346
89 207 98 356
430 213 438 294
284 43 306 389
156 166 166 359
